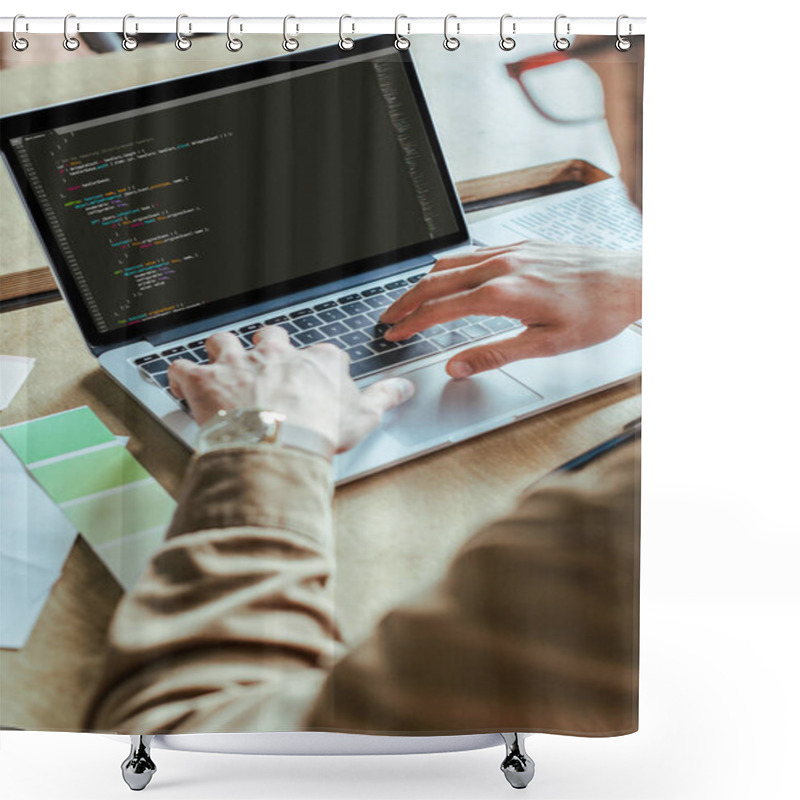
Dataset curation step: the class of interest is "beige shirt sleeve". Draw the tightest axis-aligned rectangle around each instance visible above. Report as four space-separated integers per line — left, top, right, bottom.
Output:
86 446 343 734
86 440 640 738
306 440 640 737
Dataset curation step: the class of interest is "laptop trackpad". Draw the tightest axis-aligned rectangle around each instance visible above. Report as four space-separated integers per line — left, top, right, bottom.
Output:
382 362 544 447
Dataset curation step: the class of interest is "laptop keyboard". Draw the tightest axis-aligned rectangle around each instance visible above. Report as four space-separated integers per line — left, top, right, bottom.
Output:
132 273 520 408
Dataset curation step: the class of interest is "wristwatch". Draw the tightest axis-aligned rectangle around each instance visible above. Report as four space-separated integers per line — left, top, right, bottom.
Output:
196 408 335 461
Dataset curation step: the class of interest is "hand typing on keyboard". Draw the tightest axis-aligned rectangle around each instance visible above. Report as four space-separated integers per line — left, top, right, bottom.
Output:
167 327 414 452
381 241 642 379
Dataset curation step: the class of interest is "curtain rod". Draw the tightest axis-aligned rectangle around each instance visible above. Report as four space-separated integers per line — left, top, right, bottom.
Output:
1 16 646 37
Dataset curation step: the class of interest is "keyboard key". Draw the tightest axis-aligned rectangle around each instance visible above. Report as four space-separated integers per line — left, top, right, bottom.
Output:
326 338 347 349
369 338 398 353
344 314 372 331
264 315 289 324
425 324 448 337
462 323 491 340
239 323 262 333
314 300 337 311
320 321 349 337
192 347 209 362
385 288 407 300
294 315 322 331
289 308 313 319
318 307 346 323
295 329 325 346
362 286 385 297
241 332 257 347
275 321 298 335
385 279 408 290
345 344 374 361
373 322 390 336
350 340 437 378
150 372 170 387
139 358 169 375
341 330 370 347
484 317 518 333
187 339 207 349
166 351 199 363
441 318 468 331
364 294 392 309
407 274 424 283
161 345 187 357
341 300 370 316
338 293 362 304
134 354 162 365
430 331 468 349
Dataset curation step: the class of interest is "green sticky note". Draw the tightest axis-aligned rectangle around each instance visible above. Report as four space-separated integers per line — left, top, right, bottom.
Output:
61 480 176 547
29 446 150 504
94 526 169 591
1 406 115 465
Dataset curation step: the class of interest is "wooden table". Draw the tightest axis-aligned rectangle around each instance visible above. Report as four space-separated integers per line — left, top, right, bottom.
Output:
0 38 640 731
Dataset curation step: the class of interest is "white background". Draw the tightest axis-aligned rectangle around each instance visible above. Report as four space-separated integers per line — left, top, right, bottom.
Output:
2 1 798 799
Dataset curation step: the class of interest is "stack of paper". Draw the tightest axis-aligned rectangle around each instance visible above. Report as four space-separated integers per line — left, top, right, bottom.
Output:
1 407 176 600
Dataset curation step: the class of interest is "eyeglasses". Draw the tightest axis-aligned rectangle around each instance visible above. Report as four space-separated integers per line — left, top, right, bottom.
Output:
505 42 609 125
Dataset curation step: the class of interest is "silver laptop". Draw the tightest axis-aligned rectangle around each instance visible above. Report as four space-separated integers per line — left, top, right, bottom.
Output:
1 35 641 484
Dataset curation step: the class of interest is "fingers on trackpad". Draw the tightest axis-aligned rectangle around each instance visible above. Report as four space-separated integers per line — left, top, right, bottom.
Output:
382 362 543 447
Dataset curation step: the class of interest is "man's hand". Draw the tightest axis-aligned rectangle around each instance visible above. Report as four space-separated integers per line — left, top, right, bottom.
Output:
168 327 414 452
381 240 642 378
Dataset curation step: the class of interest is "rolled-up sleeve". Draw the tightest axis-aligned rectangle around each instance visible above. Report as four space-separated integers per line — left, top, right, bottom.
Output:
86 446 343 734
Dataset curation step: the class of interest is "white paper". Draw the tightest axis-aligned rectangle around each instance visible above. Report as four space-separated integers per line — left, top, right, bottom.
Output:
0 555 59 649
0 355 35 410
0 439 78 649
470 177 642 251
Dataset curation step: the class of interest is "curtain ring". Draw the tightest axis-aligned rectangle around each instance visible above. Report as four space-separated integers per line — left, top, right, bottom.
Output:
121 14 138 51
63 13 80 51
616 14 632 51
12 14 29 52
175 14 191 50
394 15 410 51
283 15 299 51
553 14 570 51
339 15 355 50
443 14 460 51
499 14 516 51
226 15 243 51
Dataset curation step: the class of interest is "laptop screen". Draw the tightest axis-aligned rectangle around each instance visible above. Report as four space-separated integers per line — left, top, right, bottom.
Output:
2 37 467 348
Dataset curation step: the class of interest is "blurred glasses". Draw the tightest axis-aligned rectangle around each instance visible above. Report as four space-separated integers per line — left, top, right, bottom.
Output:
506 46 607 125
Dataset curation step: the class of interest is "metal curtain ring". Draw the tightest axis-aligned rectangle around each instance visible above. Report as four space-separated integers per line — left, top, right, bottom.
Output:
283 15 299 51
121 14 138 51
227 15 243 51
553 14 570 51
12 14 29 51
394 15 410 50
616 14 632 51
499 14 516 51
443 14 460 51
175 14 191 50
339 14 355 50
63 13 80 51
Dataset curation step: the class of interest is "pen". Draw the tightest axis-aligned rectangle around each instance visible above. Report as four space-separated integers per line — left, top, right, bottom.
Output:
558 417 641 472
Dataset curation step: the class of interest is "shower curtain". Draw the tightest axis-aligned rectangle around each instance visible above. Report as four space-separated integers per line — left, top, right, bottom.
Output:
0 29 643 738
